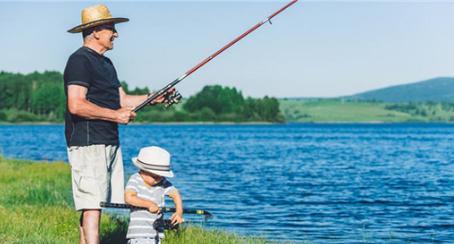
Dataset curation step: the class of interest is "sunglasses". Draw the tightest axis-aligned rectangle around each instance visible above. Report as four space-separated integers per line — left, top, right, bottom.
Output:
95 24 117 33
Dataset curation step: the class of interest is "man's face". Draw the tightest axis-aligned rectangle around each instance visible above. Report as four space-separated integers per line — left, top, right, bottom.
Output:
94 24 118 50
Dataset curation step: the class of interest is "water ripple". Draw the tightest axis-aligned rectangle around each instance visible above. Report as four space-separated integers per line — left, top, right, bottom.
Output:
0 123 453 243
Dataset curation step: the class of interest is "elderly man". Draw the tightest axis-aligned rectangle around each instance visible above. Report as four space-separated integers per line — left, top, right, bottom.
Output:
65 4 172 244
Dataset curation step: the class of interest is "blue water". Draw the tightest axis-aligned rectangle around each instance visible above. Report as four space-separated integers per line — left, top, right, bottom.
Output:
0 124 453 243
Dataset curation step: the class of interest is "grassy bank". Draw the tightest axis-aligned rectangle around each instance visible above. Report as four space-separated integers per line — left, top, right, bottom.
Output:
280 98 454 122
0 156 265 243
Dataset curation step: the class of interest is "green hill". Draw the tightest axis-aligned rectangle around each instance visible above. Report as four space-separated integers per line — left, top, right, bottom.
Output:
348 77 454 102
279 98 454 123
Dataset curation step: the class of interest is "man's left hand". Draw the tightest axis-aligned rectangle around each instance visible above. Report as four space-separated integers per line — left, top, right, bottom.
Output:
148 88 177 105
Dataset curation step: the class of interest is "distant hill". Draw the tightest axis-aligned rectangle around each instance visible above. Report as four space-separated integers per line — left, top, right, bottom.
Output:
348 77 454 103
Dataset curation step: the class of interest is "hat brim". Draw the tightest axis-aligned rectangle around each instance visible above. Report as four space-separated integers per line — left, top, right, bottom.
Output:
67 17 129 33
132 157 174 178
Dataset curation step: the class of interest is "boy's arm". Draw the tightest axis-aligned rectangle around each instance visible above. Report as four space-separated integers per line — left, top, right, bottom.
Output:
124 190 160 213
168 189 184 225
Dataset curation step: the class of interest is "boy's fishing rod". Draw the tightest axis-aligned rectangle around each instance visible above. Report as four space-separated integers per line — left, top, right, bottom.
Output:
100 202 213 218
134 0 298 112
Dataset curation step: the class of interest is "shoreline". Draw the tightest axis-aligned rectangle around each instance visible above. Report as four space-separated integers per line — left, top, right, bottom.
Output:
0 121 453 126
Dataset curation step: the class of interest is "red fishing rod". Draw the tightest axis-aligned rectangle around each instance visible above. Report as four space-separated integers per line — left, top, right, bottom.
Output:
134 0 298 112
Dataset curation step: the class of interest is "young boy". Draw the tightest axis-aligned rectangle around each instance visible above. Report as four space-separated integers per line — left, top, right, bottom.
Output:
125 146 184 244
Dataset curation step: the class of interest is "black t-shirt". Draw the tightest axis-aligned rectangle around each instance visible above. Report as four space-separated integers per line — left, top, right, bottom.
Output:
63 46 121 147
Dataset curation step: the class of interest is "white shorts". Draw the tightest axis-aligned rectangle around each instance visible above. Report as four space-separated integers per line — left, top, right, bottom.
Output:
67 144 124 211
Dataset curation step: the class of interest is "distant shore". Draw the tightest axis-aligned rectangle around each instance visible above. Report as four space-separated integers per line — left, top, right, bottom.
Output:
1 121 453 126
280 99 454 123
0 121 275 125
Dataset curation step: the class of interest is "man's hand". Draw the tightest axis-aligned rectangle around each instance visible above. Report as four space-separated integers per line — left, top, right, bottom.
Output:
148 88 178 105
170 212 184 225
115 107 136 124
147 202 160 214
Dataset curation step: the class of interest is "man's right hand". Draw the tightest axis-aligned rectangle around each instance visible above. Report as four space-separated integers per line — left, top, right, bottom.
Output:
115 107 136 124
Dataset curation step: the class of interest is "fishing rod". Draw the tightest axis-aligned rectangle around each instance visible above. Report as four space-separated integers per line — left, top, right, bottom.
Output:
134 0 298 112
100 202 213 219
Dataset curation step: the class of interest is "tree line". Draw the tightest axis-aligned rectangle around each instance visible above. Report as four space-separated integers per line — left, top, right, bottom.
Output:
136 85 284 122
0 71 65 122
0 71 284 123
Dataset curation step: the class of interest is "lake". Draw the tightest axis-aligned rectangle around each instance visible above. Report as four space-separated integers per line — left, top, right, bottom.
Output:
0 124 453 243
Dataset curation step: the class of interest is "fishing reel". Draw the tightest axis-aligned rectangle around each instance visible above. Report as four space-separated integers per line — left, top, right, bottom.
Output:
153 218 179 231
163 90 182 107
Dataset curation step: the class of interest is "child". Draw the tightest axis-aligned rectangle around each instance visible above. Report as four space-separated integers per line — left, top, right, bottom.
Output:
125 146 184 244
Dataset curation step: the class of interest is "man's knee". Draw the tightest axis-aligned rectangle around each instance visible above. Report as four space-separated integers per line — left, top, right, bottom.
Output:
81 209 101 225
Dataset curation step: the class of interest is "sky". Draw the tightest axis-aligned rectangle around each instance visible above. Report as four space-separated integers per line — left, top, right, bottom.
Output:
1 1 454 98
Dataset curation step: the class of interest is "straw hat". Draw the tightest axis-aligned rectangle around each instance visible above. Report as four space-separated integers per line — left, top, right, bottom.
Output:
67 4 129 33
132 146 174 178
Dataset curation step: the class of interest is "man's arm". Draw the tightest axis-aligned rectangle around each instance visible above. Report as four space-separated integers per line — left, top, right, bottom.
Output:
119 87 177 108
68 85 135 124
124 190 160 213
168 189 184 225
118 87 148 108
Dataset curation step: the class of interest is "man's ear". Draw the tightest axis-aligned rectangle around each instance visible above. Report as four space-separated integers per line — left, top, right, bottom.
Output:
93 30 100 40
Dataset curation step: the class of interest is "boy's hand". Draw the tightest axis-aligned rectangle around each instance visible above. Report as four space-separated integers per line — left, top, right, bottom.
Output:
170 212 184 225
147 202 160 213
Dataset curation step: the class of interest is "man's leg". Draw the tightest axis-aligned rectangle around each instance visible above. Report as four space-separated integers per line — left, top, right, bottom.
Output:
79 214 86 244
80 209 101 244
109 145 125 203
68 146 109 244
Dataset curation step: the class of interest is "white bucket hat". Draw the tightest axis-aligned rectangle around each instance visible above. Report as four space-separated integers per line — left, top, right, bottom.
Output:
132 146 174 178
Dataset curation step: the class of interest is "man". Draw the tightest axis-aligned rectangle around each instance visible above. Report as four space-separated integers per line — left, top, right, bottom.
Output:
64 4 173 244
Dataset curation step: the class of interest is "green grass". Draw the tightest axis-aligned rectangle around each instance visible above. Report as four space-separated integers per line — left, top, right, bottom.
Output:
0 156 266 243
279 98 454 122
164 226 267 244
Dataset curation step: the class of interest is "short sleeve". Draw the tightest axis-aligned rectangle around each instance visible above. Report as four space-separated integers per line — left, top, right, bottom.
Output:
162 178 177 195
64 54 91 88
125 174 140 193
